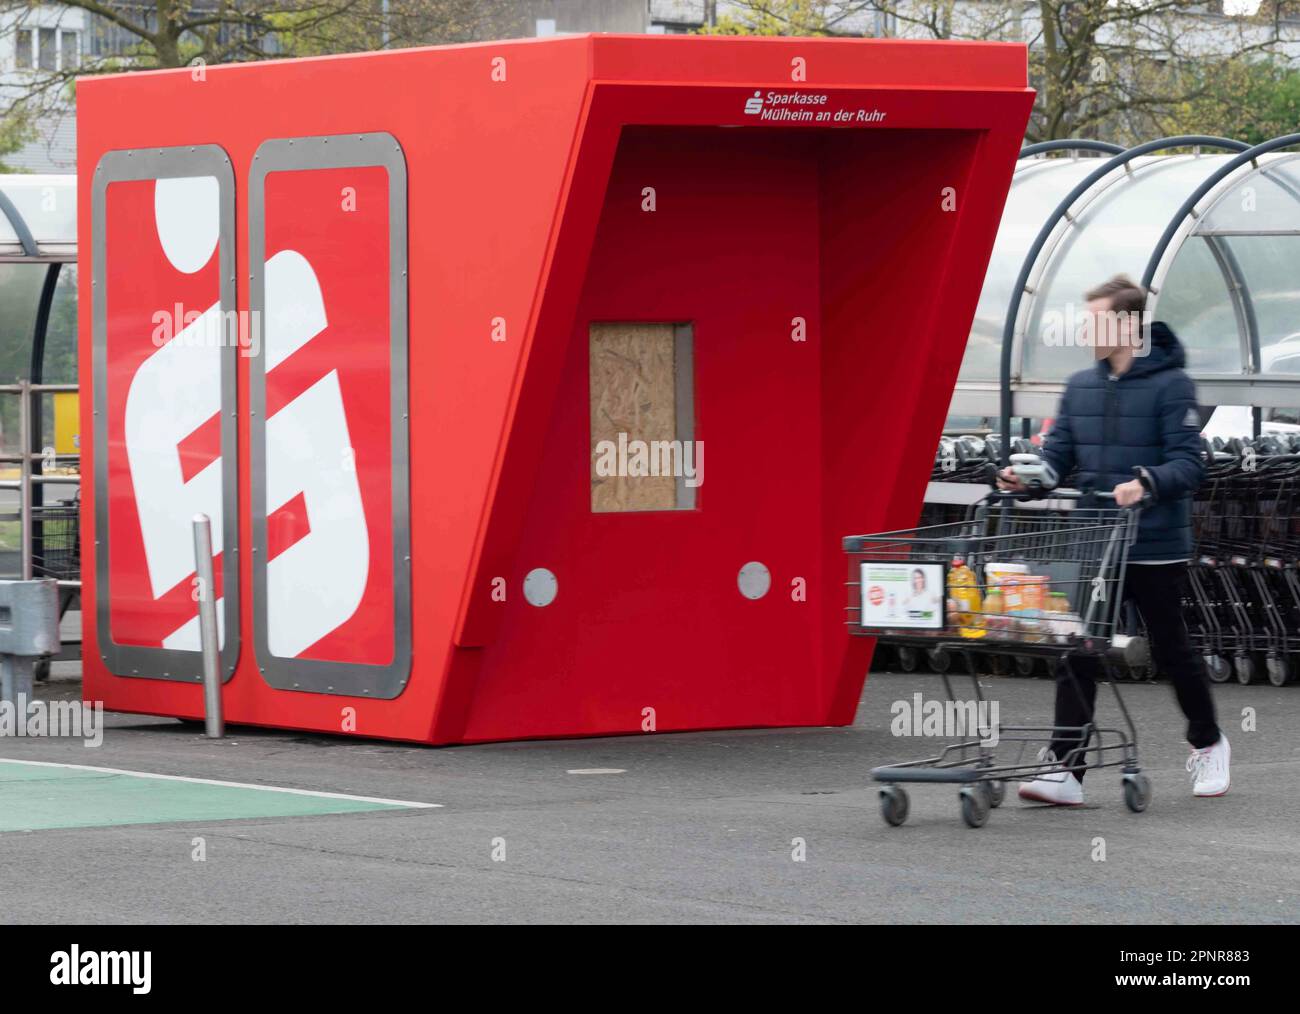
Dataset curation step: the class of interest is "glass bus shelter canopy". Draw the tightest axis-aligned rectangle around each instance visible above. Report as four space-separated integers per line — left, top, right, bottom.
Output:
960 150 1300 409
0 176 79 441
0 175 76 261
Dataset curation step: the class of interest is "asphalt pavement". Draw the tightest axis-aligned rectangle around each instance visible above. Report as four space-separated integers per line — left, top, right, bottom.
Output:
1 668 1296 924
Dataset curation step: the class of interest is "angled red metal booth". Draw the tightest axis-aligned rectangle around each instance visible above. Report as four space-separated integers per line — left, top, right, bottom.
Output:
78 34 1033 743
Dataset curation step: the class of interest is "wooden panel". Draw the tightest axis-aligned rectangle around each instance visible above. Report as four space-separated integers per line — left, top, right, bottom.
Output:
589 322 677 512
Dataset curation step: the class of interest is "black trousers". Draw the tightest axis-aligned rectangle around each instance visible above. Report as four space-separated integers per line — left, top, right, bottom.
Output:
1049 561 1220 780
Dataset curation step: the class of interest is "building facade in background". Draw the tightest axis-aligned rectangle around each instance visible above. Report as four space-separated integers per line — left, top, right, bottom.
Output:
1 3 86 170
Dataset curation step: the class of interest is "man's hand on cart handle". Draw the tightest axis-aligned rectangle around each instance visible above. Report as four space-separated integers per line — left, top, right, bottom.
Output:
1115 467 1156 508
996 466 1026 492
998 454 1058 494
1112 478 1145 507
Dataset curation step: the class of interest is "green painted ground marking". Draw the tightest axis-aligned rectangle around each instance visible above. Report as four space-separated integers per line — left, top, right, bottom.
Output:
0 759 440 832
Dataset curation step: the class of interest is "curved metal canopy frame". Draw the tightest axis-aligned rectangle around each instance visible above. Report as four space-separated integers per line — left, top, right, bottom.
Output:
1200 235 1260 378
0 188 39 258
1141 133 1300 380
997 135 1250 464
1 180 72 501
1018 139 1126 159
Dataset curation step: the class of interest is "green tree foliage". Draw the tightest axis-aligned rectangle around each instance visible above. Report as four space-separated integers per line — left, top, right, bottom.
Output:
0 106 36 174
1175 58 1300 144
695 0 1295 144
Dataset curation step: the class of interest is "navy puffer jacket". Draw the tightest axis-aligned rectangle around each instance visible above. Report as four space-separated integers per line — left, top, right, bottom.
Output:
1040 322 1206 562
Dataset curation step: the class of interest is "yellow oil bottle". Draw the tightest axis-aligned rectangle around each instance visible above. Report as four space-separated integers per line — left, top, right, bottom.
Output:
947 554 985 638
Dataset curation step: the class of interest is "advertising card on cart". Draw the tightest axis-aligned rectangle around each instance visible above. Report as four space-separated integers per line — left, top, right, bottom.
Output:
859 562 945 630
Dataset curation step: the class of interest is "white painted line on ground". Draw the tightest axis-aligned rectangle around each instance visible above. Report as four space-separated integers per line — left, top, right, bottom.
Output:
566 768 626 775
0 757 442 808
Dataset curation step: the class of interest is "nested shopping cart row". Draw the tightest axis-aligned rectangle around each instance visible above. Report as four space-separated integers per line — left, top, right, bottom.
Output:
1189 450 1300 687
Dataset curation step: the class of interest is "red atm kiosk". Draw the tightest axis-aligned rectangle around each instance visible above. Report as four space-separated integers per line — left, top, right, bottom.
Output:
79 34 1033 743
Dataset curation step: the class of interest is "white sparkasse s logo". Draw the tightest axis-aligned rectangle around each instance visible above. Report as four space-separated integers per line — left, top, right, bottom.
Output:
50 946 152 994
744 90 764 114
126 178 369 659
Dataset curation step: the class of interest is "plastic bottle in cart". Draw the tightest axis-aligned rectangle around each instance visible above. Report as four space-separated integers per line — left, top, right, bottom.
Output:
946 554 985 638
984 587 1010 637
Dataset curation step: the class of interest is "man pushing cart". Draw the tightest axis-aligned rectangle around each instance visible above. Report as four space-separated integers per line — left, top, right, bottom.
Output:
847 275 1229 829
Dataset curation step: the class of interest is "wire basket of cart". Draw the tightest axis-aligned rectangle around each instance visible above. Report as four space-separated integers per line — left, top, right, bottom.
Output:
844 490 1149 828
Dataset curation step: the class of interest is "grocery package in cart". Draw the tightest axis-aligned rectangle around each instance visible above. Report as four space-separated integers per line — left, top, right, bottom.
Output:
844 491 1153 828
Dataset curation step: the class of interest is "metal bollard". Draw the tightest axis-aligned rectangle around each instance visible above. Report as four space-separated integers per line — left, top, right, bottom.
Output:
0 579 59 709
191 514 224 738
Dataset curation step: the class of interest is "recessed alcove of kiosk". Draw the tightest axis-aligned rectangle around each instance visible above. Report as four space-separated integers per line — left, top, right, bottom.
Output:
79 34 1033 742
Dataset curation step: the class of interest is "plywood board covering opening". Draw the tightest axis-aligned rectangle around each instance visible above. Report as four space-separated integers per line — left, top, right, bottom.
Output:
589 321 694 512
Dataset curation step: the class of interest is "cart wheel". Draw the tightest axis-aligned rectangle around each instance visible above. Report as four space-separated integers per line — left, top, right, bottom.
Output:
879 786 909 827
34 659 50 682
1234 654 1255 685
1266 655 1290 687
897 646 920 673
1014 656 1037 678
1123 773 1152 813
927 646 952 674
1206 655 1231 683
986 780 1005 808
959 786 990 828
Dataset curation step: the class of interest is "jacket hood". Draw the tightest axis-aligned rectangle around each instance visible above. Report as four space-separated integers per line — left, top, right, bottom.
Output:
1097 320 1185 379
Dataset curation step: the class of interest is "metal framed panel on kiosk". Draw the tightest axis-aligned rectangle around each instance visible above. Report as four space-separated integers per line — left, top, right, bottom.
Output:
247 133 412 699
91 145 240 683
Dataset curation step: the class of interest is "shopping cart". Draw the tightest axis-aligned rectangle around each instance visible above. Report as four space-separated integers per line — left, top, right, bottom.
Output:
844 489 1149 829
31 495 81 581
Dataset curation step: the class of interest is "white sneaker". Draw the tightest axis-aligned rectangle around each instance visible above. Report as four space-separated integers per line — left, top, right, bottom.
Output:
1018 750 1085 806
1187 734 1230 797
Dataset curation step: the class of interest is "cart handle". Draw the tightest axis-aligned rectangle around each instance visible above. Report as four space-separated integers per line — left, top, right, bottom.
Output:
982 488 1149 510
